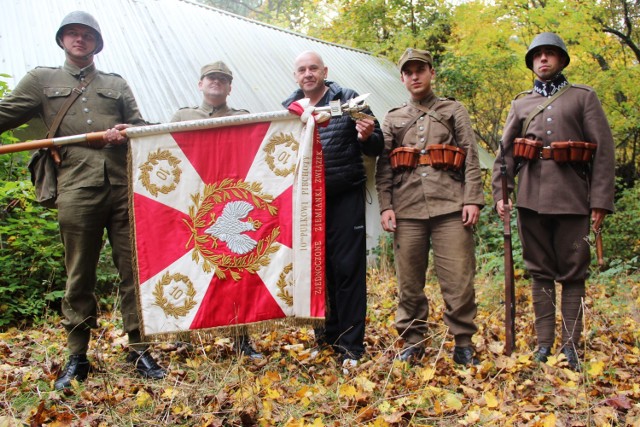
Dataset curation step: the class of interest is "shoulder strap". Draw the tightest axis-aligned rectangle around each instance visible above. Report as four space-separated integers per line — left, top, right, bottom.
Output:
46 72 97 138
396 112 425 147
521 84 572 138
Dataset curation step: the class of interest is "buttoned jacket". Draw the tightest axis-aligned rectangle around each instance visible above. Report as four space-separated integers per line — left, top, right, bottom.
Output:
376 91 484 219
491 84 615 214
170 102 248 121
0 61 145 194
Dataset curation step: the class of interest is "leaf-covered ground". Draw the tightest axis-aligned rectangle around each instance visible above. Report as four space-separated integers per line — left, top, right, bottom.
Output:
1 270 639 426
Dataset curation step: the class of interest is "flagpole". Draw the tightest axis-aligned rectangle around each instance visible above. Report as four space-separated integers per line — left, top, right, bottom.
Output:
0 99 372 155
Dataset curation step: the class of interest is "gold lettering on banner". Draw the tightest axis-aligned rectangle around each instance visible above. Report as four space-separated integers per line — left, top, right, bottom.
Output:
153 272 197 318
139 149 182 197
264 132 299 177
276 263 293 307
184 179 280 281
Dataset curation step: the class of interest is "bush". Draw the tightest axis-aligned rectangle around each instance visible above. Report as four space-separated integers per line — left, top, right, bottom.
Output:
601 181 640 272
0 180 65 327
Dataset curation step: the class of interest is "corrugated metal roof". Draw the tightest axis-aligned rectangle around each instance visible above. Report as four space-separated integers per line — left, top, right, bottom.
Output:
1 0 407 124
1 0 494 251
1 0 494 168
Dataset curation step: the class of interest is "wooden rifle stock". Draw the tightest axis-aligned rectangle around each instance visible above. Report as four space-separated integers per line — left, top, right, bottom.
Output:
593 215 605 267
0 130 120 155
500 142 516 356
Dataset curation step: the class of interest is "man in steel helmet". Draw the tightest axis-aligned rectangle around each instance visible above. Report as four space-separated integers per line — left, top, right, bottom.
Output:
0 11 166 388
491 32 615 370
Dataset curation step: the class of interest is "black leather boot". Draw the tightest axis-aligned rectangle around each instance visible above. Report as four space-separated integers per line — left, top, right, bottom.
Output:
234 335 264 360
453 346 479 366
54 354 90 390
561 346 580 371
127 350 166 379
533 346 553 363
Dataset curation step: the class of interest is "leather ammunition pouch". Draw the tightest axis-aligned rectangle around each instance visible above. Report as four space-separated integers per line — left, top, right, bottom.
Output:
390 144 466 172
513 138 596 164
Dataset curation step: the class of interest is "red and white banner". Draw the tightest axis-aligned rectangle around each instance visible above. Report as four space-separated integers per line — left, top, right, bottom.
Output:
128 108 325 337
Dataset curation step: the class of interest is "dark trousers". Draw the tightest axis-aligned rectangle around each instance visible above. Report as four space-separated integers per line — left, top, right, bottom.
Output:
317 186 367 359
57 185 143 354
517 208 590 348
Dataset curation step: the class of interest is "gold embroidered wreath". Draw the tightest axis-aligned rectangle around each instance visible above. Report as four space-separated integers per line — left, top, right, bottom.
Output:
264 132 299 177
276 263 293 307
184 179 280 281
153 272 197 318
138 149 182 197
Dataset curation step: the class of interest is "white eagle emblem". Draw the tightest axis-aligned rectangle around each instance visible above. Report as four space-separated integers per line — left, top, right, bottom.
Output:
205 201 258 255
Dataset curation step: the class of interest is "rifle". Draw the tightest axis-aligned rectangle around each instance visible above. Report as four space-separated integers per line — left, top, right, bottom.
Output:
499 141 516 356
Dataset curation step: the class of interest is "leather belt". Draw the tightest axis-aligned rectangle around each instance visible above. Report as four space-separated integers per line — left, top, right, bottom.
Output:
418 152 432 166
540 147 553 160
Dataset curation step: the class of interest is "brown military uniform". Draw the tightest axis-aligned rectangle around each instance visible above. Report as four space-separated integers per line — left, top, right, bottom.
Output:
491 83 615 348
376 90 484 347
0 61 146 354
170 102 248 122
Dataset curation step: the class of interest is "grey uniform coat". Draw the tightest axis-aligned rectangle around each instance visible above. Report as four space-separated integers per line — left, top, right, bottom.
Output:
491 84 615 214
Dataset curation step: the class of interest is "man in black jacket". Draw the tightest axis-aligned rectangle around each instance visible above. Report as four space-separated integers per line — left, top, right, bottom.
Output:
282 51 383 371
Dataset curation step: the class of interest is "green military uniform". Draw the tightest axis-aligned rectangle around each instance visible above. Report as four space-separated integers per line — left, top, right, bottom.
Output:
0 60 147 354
171 102 248 121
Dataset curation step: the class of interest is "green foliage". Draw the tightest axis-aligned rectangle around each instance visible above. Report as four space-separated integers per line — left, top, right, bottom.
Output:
0 179 65 327
600 181 640 271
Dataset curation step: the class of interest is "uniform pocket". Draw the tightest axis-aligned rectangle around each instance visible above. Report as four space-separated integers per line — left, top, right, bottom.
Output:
44 87 72 98
44 87 74 117
96 88 122 100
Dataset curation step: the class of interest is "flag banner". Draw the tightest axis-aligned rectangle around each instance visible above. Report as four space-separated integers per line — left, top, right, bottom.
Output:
128 107 325 338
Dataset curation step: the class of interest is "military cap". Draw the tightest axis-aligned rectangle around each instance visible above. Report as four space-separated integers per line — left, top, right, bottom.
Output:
200 61 233 81
398 48 433 71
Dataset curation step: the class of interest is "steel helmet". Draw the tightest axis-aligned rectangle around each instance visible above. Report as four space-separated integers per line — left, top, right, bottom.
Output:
55 11 104 54
525 32 570 70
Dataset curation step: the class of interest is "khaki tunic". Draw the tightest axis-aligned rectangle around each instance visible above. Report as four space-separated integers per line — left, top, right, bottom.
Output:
375 90 484 347
376 92 485 217
170 102 248 122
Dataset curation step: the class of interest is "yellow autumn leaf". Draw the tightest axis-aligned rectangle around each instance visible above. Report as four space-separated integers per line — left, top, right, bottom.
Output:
339 384 357 397
420 367 436 382
444 393 463 410
543 413 557 427
266 387 281 399
186 358 202 368
354 375 376 392
309 418 325 427
301 396 311 407
378 400 392 413
135 390 152 407
161 387 179 399
588 360 605 376
485 391 499 409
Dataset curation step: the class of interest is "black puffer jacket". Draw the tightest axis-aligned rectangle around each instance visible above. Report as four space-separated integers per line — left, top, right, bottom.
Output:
283 81 383 196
